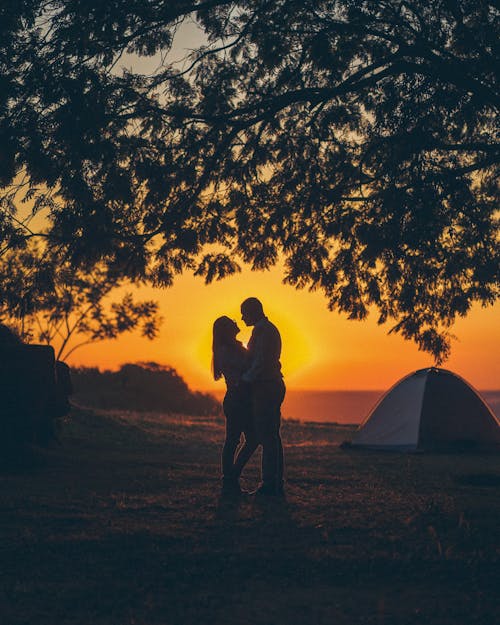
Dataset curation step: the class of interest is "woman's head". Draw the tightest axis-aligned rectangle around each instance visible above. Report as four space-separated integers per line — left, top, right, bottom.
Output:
212 316 240 380
213 316 239 343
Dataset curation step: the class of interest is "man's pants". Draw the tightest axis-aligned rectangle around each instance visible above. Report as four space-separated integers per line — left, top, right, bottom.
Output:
252 379 286 488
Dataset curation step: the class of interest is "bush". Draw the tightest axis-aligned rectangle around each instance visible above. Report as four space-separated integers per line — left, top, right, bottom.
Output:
71 362 220 416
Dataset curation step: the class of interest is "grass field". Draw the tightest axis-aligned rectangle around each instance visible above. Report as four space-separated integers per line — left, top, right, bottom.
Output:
1 408 500 625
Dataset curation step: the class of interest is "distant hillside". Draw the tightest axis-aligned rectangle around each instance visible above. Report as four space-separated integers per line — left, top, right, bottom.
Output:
70 362 220 416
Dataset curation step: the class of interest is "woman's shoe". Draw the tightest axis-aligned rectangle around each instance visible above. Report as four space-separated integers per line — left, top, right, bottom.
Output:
221 477 242 497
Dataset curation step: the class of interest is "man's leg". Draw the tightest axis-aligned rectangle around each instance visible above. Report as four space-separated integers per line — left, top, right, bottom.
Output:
277 432 284 491
274 380 286 491
253 380 285 492
260 421 279 487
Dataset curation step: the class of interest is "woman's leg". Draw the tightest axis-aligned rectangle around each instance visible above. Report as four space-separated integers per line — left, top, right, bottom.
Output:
233 396 259 477
221 416 241 480
221 389 244 488
233 432 259 477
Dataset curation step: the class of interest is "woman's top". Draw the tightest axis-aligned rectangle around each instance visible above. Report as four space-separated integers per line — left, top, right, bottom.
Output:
218 342 248 389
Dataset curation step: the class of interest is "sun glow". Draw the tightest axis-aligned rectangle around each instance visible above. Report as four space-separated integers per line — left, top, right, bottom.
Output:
192 304 314 386
67 259 500 392
183 269 318 388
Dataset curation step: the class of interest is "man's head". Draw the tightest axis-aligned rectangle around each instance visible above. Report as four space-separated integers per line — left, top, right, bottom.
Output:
241 297 265 326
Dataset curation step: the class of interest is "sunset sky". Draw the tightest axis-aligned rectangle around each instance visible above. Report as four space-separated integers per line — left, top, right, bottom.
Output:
57 26 500 393
69 262 500 392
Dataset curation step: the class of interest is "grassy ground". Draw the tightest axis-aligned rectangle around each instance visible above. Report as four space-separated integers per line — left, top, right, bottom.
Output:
1 409 500 625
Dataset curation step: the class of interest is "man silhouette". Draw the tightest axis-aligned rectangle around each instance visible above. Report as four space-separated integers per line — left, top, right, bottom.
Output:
241 297 286 496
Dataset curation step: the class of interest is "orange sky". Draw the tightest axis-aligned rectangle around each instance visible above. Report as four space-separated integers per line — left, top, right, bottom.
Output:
69 263 500 391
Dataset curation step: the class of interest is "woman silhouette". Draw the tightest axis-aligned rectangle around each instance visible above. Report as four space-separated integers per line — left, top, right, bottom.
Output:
212 316 258 496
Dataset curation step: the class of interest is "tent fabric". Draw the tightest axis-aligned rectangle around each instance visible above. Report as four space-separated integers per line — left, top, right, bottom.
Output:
351 368 500 451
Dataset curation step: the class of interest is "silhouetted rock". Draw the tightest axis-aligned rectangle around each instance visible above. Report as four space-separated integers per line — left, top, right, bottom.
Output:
0 342 71 454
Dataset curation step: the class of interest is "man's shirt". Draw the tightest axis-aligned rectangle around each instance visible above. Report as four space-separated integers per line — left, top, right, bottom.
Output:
242 317 282 383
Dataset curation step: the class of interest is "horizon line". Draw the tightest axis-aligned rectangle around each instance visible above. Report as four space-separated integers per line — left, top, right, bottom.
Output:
201 387 500 393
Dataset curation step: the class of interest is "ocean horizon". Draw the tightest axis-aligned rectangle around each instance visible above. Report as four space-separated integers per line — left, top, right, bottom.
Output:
212 389 500 424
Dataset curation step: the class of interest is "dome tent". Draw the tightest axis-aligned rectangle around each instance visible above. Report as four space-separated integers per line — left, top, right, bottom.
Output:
351 368 500 451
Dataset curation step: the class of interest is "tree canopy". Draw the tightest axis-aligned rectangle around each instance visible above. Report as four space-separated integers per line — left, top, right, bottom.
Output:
1 0 498 361
0 245 162 359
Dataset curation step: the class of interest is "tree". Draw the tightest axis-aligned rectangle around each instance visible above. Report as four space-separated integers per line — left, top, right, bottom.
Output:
70 362 220 415
0 245 162 360
1 1 498 361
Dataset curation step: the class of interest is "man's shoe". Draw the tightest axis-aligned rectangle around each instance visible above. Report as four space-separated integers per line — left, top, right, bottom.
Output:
251 483 284 497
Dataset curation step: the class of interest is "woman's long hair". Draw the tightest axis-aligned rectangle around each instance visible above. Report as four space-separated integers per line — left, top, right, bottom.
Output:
212 316 241 380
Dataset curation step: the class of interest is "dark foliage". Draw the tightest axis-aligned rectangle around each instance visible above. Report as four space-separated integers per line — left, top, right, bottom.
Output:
0 244 162 360
71 362 220 415
1 1 498 360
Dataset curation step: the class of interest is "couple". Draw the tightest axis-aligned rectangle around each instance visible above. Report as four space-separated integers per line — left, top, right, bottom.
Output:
212 297 286 497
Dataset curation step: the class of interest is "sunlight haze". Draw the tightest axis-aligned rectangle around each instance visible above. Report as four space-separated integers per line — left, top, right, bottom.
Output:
69 264 500 391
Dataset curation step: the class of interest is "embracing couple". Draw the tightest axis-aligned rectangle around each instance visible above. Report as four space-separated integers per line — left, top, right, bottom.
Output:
212 297 286 497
